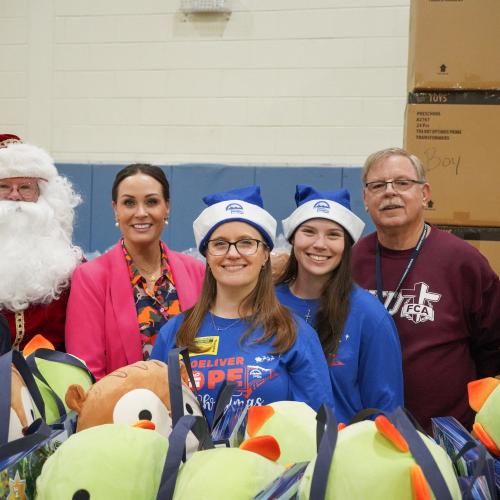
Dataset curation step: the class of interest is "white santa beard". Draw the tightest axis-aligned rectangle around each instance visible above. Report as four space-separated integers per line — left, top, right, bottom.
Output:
0 199 82 311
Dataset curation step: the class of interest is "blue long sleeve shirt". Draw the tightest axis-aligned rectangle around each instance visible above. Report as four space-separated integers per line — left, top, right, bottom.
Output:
276 283 404 424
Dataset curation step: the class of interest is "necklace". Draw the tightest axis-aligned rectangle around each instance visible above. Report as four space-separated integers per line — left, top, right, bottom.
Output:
304 308 312 324
209 312 241 332
289 284 317 325
135 262 162 282
144 271 161 282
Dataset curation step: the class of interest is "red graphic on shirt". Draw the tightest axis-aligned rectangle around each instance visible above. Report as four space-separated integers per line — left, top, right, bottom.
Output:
240 365 278 398
190 357 277 397
192 370 205 389
328 359 345 366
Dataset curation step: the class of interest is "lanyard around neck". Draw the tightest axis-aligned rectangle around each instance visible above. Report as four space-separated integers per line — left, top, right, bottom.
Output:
375 223 429 309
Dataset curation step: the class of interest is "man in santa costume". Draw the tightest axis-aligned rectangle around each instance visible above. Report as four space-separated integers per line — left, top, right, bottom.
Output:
0 134 83 351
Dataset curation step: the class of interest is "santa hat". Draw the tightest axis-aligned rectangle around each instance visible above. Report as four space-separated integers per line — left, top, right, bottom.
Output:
0 142 58 181
0 134 22 149
193 185 277 254
282 185 365 243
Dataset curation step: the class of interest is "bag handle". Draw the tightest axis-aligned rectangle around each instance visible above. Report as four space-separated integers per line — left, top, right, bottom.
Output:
0 350 46 444
0 313 10 355
211 380 237 430
168 347 237 432
310 405 338 500
25 354 67 419
168 348 209 428
0 418 52 463
0 350 13 444
453 441 488 500
27 348 95 383
347 407 383 426
389 407 453 500
156 415 214 500
24 348 95 420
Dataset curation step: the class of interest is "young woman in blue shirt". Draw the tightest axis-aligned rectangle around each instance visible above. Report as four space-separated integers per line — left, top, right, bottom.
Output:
151 185 334 426
275 185 404 424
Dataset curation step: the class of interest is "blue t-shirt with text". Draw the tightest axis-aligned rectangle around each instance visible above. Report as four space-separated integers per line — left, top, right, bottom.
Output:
151 312 334 426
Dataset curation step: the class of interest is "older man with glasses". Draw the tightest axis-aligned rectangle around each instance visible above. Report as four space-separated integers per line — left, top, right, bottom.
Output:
0 134 83 352
352 147 500 433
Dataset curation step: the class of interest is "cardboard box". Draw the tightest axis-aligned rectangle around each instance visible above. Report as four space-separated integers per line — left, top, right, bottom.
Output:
467 240 500 276
438 226 500 275
404 92 500 227
408 0 500 91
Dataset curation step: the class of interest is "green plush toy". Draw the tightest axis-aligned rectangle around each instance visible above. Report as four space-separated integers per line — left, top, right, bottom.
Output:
36 424 168 500
172 445 285 499
245 401 317 465
298 418 462 500
23 335 94 424
468 377 500 457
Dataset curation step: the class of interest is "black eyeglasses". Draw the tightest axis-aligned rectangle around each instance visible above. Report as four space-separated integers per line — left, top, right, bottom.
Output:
365 178 425 194
206 238 266 256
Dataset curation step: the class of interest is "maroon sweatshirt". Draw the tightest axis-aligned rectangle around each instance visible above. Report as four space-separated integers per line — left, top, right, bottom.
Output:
352 227 500 433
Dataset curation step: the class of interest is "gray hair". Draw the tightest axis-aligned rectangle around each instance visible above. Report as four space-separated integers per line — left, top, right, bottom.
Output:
362 147 427 184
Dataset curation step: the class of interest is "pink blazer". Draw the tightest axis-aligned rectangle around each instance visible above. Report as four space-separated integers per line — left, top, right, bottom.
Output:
65 242 205 380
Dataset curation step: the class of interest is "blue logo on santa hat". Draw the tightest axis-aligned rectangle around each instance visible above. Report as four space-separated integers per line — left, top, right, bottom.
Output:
313 201 330 213
225 203 244 214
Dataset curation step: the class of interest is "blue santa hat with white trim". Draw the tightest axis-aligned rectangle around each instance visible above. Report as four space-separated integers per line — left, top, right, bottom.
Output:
193 185 277 254
282 185 365 243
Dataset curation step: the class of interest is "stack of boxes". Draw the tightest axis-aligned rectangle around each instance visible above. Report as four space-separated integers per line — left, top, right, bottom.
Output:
404 0 500 274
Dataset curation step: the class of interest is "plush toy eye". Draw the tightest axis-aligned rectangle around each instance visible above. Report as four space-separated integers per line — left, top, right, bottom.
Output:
138 409 153 421
72 490 90 500
181 385 203 417
20 386 36 425
112 388 171 438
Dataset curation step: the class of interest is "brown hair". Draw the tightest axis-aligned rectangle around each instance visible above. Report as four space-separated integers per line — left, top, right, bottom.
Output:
362 147 426 184
112 163 170 203
176 258 297 355
276 231 353 359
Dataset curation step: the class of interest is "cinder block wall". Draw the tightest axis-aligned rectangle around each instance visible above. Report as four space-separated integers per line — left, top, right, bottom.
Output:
0 0 409 165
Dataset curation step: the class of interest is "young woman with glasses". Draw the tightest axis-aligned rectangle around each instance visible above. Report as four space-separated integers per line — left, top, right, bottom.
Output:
151 186 334 426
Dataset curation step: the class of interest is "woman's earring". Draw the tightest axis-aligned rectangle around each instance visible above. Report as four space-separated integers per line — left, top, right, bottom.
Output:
164 218 169 226
115 220 119 227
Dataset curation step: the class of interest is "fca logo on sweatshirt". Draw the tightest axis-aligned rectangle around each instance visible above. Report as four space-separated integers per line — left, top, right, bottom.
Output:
400 282 441 324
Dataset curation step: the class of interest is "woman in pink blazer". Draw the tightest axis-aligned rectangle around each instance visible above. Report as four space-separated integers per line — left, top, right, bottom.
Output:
65 164 204 379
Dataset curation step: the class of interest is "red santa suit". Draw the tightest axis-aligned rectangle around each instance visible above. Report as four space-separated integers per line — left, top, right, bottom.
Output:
2 289 69 351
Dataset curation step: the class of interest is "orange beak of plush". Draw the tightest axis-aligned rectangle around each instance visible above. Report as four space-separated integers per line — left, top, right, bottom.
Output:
132 420 156 431
240 435 281 462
